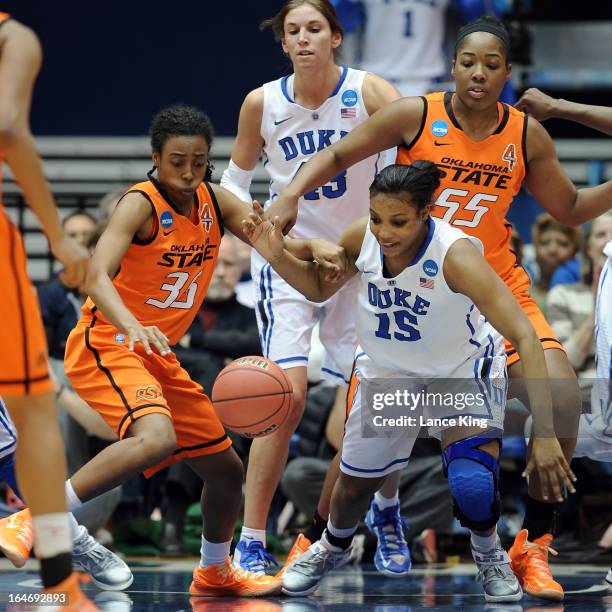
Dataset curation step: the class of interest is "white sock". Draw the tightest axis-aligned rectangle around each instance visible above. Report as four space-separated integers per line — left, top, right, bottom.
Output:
471 530 498 551
326 518 358 539
200 536 231 567
239 526 266 547
65 480 83 511
374 490 399 510
68 512 81 541
33 513 72 559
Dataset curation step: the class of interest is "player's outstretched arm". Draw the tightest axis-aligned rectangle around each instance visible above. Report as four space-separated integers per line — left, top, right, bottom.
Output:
0 19 89 287
220 88 264 203
517 87 612 136
86 192 170 356
444 238 576 502
526 119 612 226
267 97 425 233
243 213 364 302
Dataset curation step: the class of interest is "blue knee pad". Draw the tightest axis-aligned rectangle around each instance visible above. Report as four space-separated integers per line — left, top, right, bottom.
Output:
442 436 501 531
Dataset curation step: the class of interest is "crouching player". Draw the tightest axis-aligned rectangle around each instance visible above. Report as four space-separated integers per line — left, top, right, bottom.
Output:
243 162 575 602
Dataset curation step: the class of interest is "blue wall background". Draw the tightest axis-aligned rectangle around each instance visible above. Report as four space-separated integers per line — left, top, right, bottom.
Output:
3 1 287 135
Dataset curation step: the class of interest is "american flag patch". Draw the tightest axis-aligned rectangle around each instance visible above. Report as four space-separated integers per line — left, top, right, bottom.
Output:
341 107 356 119
419 277 434 289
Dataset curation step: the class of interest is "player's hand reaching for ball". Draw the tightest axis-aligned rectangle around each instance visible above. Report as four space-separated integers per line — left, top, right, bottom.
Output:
310 238 347 282
242 208 284 262
516 88 559 121
51 233 90 288
523 437 576 502
125 323 171 356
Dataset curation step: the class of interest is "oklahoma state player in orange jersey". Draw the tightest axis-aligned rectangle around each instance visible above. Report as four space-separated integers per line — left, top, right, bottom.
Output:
1 105 280 598
267 15 612 603
0 13 95 609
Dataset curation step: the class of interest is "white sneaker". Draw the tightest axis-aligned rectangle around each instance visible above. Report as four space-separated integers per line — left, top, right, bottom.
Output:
73 525 133 590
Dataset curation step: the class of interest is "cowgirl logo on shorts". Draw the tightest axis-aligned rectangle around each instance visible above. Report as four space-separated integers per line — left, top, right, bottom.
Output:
201 204 213 233
136 386 162 401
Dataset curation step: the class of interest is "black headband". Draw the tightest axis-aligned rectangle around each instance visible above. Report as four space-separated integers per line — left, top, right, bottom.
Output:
455 22 510 55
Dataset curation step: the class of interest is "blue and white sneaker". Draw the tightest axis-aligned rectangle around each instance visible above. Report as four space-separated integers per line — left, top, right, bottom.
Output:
232 539 279 575
365 500 411 577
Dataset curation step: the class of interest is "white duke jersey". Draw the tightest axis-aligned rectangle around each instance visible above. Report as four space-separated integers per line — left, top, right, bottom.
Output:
355 217 498 375
359 0 449 82
0 397 17 461
261 67 382 242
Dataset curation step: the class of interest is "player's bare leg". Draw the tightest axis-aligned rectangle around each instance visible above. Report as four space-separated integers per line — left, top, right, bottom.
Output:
185 447 281 596
187 449 244 544
508 348 579 601
4 392 72 588
235 366 308 572
69 414 177 502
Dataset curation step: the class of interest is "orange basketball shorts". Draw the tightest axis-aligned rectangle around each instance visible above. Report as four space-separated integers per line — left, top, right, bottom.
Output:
64 316 231 477
0 211 51 396
502 266 565 366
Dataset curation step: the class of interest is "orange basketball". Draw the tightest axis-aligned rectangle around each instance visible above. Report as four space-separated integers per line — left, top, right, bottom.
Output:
212 356 293 438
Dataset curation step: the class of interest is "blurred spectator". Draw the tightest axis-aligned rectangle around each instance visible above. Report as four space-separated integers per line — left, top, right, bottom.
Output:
529 213 581 312
546 211 612 403
233 234 256 308
510 224 524 267
39 212 97 360
97 186 129 221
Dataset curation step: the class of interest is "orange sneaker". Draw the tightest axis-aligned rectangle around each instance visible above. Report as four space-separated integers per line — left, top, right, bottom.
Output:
509 529 563 601
0 508 32 567
189 558 281 597
275 533 312 578
43 572 99 611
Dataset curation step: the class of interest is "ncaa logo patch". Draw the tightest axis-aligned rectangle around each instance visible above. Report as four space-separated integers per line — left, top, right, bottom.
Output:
341 89 358 107
160 211 174 228
431 120 449 138
422 259 438 277
115 333 125 343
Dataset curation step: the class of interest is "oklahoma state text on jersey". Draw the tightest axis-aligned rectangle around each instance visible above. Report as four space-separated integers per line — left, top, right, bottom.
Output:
82 177 223 344
397 91 527 280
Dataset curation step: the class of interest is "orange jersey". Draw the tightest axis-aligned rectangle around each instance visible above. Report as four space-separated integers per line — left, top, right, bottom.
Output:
82 178 223 344
0 12 10 25
397 91 527 280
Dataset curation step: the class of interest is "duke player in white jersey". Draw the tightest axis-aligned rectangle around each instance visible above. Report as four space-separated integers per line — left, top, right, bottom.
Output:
243 161 575 602
220 0 400 573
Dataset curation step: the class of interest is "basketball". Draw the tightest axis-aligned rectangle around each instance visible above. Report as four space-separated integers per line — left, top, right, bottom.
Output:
212 356 293 438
